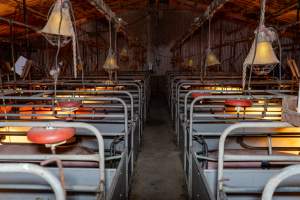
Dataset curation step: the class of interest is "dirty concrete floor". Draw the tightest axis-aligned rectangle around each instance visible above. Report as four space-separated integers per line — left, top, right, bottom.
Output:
130 94 187 200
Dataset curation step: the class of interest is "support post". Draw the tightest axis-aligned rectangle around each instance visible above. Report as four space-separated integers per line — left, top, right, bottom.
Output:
10 20 16 83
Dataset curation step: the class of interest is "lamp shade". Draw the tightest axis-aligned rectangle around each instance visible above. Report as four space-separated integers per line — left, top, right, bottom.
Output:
187 58 193 67
120 48 128 58
40 0 78 78
244 40 279 66
103 49 119 71
205 49 220 67
40 0 74 38
120 47 129 62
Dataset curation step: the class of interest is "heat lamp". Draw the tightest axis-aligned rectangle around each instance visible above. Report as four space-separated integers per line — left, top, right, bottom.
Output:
103 48 119 81
40 0 79 78
120 47 129 61
242 0 280 89
205 49 220 67
205 13 220 68
187 58 194 69
103 19 119 82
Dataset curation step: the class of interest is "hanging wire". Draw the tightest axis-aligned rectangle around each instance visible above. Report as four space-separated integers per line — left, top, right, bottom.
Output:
109 18 112 51
272 27 282 87
54 0 63 72
247 33 258 91
53 0 63 110
68 0 84 86
259 0 266 28
247 0 265 91
114 24 118 81
205 13 212 77
114 25 117 53
208 10 211 50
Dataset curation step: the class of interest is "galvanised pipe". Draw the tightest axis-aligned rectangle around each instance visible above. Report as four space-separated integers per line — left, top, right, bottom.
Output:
0 121 106 199
187 94 283 198
217 122 292 200
0 163 65 200
262 164 300 200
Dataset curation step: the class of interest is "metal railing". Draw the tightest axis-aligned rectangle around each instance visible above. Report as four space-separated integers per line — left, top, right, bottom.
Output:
0 163 65 200
0 121 106 199
216 122 300 200
262 164 300 200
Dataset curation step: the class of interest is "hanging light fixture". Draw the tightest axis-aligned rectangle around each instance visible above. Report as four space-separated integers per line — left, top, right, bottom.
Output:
242 0 280 89
205 49 220 67
120 47 129 61
120 47 128 58
244 29 279 66
103 19 119 82
187 58 193 68
40 0 79 78
103 49 119 80
205 12 220 67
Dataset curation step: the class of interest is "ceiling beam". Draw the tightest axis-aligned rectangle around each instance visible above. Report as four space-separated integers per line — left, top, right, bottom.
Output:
87 0 131 41
170 0 231 51
266 2 297 20
173 0 208 11
8 0 47 21
87 0 126 27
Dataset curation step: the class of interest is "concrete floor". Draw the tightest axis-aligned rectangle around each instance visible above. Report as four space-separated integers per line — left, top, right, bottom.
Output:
130 94 187 200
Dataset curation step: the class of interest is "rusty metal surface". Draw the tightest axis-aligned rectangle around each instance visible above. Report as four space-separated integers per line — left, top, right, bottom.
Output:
282 96 300 127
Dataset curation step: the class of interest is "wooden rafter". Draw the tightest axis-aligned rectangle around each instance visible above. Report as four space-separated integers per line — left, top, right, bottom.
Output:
170 0 231 52
87 0 126 26
171 0 300 52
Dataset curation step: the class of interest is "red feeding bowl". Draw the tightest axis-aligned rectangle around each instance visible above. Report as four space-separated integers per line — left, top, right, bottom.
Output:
191 93 211 99
57 101 81 108
27 127 75 144
224 99 252 107
0 106 12 113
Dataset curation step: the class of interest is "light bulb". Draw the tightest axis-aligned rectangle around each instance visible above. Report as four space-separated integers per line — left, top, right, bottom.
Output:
205 49 220 67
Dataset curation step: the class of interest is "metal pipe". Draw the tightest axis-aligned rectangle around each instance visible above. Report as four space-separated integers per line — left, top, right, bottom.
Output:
0 163 65 200
9 20 16 83
179 88 285 196
0 121 106 199
217 122 292 200
262 164 300 200
0 154 99 161
1 88 136 122
0 184 98 192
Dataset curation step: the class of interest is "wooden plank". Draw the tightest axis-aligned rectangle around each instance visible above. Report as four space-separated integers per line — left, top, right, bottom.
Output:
287 58 299 80
291 59 300 78
21 60 32 80
287 59 297 78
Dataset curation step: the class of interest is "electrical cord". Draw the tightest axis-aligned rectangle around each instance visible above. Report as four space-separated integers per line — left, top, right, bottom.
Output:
68 0 84 85
52 0 64 109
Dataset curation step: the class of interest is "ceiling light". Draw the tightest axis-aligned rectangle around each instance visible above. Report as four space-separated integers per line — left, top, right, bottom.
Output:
40 0 79 78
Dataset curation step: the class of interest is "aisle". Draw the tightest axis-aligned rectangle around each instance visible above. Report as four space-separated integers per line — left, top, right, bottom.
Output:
130 94 187 200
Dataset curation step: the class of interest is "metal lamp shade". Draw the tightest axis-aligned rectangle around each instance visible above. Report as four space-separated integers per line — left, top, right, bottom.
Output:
40 0 74 39
244 40 279 66
40 0 78 78
187 59 193 67
205 50 220 67
103 50 119 71
120 48 128 58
